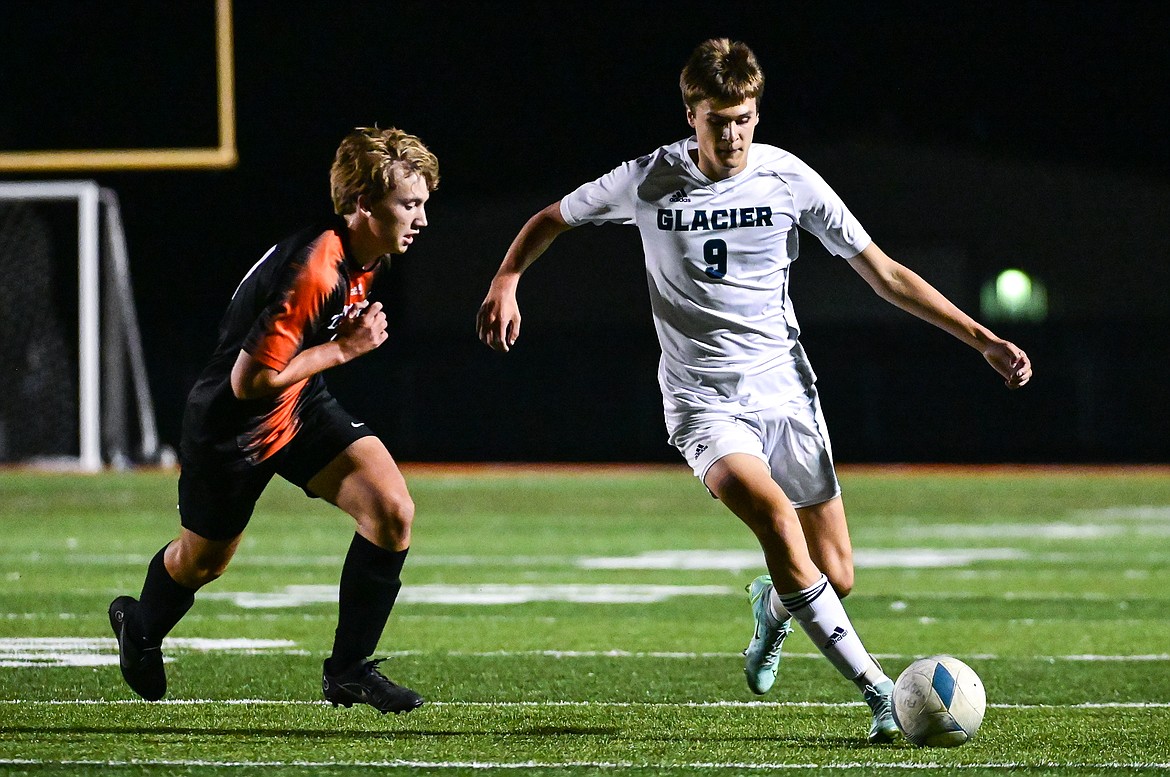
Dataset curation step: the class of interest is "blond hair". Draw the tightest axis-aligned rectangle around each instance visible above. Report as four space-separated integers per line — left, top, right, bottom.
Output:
679 38 764 109
330 127 440 216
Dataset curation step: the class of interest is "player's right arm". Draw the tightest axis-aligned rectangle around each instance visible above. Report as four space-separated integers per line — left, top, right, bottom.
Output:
232 301 388 399
477 202 574 352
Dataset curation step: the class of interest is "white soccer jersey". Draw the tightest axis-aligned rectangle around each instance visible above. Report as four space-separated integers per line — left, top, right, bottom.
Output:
560 138 871 417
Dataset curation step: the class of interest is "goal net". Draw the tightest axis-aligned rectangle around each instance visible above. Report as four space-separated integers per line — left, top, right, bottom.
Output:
0 180 160 471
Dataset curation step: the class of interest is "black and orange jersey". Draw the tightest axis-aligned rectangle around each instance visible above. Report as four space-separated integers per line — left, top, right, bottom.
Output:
181 217 382 466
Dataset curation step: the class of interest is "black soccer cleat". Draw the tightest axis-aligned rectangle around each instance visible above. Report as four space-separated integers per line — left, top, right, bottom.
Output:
322 658 424 715
108 595 166 701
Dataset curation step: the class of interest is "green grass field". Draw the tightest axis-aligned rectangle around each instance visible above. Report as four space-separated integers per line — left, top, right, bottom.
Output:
1 464 1168 776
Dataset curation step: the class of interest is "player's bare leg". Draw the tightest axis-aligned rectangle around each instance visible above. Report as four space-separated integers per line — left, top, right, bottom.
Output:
310 436 413 552
797 496 854 597
309 436 422 714
166 530 243 587
706 454 821 590
706 455 897 741
706 454 802 693
797 495 896 740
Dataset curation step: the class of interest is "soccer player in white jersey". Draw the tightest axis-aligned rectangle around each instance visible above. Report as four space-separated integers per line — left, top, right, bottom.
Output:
476 38 1032 743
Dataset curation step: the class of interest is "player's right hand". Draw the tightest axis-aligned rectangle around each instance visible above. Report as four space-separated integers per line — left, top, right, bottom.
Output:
476 286 520 353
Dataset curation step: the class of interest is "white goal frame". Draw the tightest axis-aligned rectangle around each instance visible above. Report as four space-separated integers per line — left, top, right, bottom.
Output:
0 179 159 471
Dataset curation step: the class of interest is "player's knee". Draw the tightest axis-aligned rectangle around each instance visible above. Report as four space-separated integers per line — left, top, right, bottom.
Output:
191 561 229 587
382 490 415 529
744 508 801 543
166 533 238 589
823 563 854 598
363 490 414 549
171 546 233 588
829 571 854 598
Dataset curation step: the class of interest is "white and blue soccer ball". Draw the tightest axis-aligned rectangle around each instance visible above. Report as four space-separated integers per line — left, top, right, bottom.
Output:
892 655 986 747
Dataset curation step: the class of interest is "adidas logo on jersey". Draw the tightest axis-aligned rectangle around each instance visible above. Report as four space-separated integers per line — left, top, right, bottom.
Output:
668 189 691 203
693 443 708 460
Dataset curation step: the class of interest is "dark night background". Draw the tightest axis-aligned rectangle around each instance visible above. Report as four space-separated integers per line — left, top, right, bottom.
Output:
2 1 1168 464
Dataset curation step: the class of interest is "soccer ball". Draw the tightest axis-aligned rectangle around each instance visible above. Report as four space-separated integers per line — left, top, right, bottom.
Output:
892 655 986 747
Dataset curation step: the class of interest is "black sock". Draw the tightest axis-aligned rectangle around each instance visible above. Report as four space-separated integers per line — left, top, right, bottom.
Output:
328 533 408 674
136 543 196 645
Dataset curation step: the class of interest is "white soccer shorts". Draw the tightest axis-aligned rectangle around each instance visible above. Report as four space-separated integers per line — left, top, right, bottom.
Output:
667 387 840 508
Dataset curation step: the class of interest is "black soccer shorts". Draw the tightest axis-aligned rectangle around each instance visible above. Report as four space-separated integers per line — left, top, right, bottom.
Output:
177 393 374 541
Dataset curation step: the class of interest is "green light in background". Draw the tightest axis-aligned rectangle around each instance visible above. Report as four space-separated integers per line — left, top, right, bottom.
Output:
980 268 1048 322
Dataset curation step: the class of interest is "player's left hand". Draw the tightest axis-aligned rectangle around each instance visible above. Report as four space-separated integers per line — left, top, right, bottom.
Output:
983 341 1032 389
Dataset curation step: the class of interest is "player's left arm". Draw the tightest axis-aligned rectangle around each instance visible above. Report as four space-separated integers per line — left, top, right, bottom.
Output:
847 242 1032 389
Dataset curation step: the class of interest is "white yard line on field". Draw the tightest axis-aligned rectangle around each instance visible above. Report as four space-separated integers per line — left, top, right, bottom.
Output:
0 545 1037 570
579 548 1030 570
1 637 1167 667
5 699 1170 709
371 649 1170 662
200 583 738 607
2 757 1170 772
0 637 304 667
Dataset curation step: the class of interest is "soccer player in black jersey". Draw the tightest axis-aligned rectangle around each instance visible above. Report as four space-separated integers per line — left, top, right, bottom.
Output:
109 126 438 714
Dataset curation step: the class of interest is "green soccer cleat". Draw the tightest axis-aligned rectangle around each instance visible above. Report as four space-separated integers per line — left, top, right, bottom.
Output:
742 575 793 695
863 678 900 744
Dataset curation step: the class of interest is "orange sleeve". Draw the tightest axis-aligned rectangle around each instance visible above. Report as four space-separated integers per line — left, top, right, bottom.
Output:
246 235 342 371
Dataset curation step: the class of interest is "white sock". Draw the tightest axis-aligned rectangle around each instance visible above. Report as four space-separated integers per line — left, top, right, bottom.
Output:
777 575 887 688
767 588 792 623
